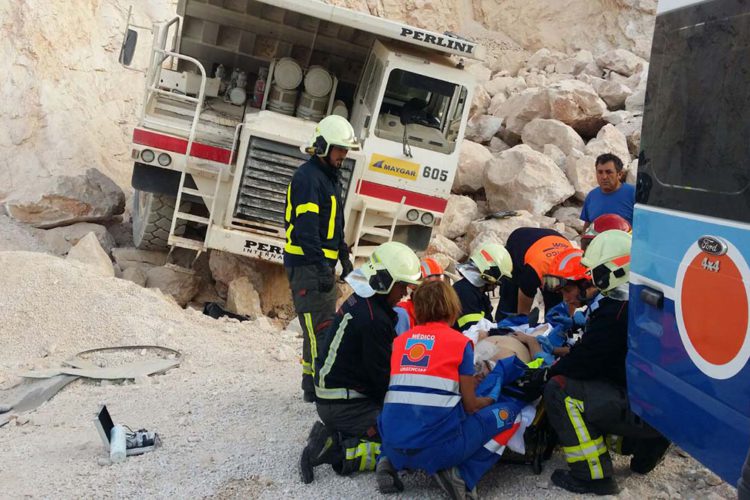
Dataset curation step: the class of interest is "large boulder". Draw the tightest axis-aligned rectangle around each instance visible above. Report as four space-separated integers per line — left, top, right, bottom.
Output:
556 50 600 76
494 87 551 136
466 62 492 84
146 264 201 307
226 277 263 319
584 124 631 168
596 49 647 77
208 250 292 317
485 76 527 98
488 137 511 155
521 118 585 155
484 145 575 216
626 159 639 185
547 80 608 137
464 115 503 144
527 48 567 70
470 84 492 117
487 93 508 116
615 115 643 156
426 234 467 262
594 80 633 110
625 88 646 113
5 168 125 229
65 232 114 277
565 150 599 201
439 195 479 240
543 144 567 170
41 222 115 256
454 140 493 194
552 206 585 233
466 210 555 251
111 247 168 271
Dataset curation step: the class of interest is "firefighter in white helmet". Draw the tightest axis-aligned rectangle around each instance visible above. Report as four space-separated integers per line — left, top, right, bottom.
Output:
299 241 421 493
284 115 360 403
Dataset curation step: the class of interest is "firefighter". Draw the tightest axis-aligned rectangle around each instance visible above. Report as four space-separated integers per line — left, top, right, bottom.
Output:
538 230 670 495
580 213 632 251
452 243 513 332
496 227 574 321
299 241 421 489
284 115 359 402
394 257 445 335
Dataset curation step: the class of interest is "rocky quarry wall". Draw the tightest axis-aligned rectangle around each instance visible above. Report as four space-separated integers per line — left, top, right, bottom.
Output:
1 0 654 314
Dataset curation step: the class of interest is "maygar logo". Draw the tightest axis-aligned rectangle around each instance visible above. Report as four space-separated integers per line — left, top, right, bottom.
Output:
401 337 434 368
368 154 419 181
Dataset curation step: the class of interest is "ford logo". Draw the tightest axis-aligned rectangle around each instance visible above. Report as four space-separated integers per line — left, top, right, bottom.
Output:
698 236 728 256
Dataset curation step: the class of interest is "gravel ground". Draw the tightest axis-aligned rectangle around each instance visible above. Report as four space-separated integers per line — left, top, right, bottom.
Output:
0 251 738 499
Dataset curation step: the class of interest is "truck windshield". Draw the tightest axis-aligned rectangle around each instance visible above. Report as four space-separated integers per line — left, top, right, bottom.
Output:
374 69 466 154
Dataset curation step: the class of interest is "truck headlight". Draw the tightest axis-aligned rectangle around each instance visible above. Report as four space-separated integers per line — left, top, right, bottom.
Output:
141 149 155 163
157 153 172 166
421 212 434 225
406 209 419 222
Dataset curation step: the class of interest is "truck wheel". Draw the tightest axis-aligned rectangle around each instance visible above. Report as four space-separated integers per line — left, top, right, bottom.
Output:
132 190 190 250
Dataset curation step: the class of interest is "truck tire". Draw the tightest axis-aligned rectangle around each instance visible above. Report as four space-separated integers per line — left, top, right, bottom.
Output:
132 190 190 250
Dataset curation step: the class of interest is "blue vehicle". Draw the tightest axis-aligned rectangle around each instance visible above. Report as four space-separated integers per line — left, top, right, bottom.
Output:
628 0 750 486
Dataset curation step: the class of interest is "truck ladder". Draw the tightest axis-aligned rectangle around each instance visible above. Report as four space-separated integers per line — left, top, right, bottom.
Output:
351 196 406 259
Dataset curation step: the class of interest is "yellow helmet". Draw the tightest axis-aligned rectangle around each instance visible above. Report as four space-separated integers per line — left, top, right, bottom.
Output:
360 241 421 294
581 230 632 292
470 243 513 285
307 115 360 156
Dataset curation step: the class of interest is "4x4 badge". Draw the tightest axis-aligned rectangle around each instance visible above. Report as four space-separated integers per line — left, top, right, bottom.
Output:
697 236 728 256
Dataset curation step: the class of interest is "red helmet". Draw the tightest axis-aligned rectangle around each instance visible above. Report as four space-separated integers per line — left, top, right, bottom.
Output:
420 257 444 280
542 248 589 291
581 214 632 248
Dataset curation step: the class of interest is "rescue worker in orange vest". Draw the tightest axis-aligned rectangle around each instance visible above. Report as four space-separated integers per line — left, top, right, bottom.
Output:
284 116 359 402
496 227 574 321
379 279 527 498
394 257 445 335
534 231 670 495
299 242 421 491
452 243 513 332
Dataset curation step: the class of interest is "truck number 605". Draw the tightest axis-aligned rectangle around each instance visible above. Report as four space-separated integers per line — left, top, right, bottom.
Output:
423 166 448 182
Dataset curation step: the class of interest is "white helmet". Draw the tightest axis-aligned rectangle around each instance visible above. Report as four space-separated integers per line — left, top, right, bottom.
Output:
360 241 421 294
307 115 360 157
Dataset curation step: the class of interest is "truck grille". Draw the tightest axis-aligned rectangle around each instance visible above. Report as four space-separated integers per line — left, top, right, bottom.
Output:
233 136 355 228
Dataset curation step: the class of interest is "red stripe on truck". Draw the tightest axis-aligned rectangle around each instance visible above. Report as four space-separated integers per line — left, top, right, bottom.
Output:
133 128 232 164
358 180 448 213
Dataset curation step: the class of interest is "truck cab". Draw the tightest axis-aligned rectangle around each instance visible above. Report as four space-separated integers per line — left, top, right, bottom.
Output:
122 0 481 264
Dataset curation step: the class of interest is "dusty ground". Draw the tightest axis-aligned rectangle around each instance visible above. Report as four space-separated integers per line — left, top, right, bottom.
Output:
0 241 738 499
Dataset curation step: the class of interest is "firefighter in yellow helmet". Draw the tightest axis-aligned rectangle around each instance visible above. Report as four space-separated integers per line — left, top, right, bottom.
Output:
299 241 421 493
284 115 360 402
452 243 513 332
534 230 670 495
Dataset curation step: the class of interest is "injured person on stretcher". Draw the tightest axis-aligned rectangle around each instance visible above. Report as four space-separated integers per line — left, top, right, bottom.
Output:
378 280 563 499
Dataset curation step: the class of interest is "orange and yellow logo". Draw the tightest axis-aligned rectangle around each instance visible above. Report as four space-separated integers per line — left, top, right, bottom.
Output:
368 154 419 181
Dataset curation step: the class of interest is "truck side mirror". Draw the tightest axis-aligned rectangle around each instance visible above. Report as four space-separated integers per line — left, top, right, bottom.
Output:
119 29 138 67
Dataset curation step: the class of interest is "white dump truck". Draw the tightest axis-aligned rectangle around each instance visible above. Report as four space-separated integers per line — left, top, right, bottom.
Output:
120 0 484 264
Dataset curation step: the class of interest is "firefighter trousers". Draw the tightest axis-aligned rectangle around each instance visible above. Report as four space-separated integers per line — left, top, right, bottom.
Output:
286 264 337 395
316 399 382 474
544 376 663 481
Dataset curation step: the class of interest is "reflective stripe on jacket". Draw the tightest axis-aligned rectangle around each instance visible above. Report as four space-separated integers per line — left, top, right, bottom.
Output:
453 278 493 332
379 322 470 449
283 156 345 267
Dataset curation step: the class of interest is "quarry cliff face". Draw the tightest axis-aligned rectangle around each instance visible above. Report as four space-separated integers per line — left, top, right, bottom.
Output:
0 0 655 202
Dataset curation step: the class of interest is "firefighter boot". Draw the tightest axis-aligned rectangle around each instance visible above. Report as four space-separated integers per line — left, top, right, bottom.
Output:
376 456 404 494
630 436 671 474
299 422 340 483
551 469 620 496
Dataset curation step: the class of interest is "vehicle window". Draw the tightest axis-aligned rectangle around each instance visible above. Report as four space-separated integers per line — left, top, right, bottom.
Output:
639 3 750 221
374 69 465 154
